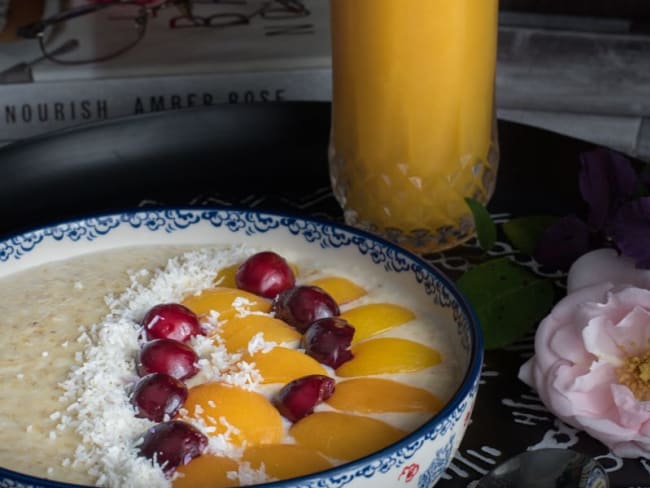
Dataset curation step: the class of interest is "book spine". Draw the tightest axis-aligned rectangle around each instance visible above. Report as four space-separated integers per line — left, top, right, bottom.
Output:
0 68 332 142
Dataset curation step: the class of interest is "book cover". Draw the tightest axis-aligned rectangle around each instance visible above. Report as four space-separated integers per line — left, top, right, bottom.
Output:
0 0 332 142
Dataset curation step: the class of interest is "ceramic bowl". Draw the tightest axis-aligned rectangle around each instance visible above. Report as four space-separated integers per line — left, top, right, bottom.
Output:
0 208 482 488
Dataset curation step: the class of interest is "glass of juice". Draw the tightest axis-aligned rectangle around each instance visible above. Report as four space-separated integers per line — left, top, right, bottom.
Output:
328 0 500 254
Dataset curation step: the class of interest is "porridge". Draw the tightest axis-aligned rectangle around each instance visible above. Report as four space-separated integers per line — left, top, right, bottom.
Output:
0 244 464 487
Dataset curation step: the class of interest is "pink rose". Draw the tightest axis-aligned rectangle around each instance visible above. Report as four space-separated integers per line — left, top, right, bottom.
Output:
519 249 650 457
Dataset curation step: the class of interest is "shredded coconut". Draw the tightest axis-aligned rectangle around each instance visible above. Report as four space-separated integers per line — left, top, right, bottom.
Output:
247 332 277 356
56 245 259 488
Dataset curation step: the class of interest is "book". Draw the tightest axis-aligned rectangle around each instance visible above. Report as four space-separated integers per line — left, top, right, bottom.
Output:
0 0 332 142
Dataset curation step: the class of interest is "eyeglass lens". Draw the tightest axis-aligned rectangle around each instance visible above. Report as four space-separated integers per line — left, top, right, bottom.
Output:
39 3 146 65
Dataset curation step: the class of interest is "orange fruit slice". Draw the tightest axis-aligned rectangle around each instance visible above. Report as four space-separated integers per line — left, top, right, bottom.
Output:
290 412 406 461
242 444 333 480
336 338 441 376
213 264 239 289
220 315 301 352
173 454 240 488
326 378 442 413
341 303 415 343
181 287 271 323
305 276 367 304
182 382 283 446
243 347 328 384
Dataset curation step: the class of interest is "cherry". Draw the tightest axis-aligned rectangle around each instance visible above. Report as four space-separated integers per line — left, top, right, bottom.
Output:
235 251 295 298
273 374 335 422
302 317 355 369
142 303 203 343
137 420 207 475
272 285 340 332
137 339 199 381
131 373 188 422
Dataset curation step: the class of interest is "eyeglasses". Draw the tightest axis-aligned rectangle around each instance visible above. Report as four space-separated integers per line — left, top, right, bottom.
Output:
16 0 310 65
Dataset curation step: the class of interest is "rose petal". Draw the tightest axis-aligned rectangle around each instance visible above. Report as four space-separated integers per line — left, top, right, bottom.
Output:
582 316 622 363
531 282 615 373
575 412 639 448
610 441 650 458
611 384 650 430
568 360 618 416
545 362 589 418
549 322 593 365
567 248 650 293
611 305 650 355
547 360 617 418
518 357 535 387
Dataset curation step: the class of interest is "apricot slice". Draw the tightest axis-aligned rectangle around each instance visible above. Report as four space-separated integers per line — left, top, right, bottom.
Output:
290 412 406 461
182 382 283 446
244 347 328 384
220 315 301 353
326 378 442 413
341 303 415 343
305 276 367 304
242 444 333 480
173 454 240 488
213 264 239 288
336 338 441 376
181 287 271 323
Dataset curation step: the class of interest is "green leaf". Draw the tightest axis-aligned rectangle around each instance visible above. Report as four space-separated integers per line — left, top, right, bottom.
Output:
465 197 496 251
501 215 557 256
457 257 555 349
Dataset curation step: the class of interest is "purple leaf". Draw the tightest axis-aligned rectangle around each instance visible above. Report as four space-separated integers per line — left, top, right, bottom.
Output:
579 148 638 230
610 197 650 269
533 215 591 271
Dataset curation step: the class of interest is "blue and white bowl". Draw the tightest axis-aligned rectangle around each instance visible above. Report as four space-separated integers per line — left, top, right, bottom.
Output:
0 208 482 488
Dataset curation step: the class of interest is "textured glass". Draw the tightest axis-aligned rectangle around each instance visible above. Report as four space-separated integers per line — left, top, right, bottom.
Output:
328 0 500 254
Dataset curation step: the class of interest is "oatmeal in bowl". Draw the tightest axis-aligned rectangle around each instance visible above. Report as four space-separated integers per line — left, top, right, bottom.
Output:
0 208 482 488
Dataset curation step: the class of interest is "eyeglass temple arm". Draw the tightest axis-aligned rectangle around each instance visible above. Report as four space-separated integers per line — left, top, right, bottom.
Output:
276 0 307 13
16 4 113 38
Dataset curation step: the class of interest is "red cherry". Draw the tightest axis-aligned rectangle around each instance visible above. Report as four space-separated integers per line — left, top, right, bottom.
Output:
235 251 295 298
302 317 355 369
137 339 199 380
272 285 340 332
273 374 335 422
131 373 188 422
142 303 203 342
137 420 207 475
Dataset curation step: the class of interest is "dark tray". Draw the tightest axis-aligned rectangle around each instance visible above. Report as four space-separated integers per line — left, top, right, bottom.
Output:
0 102 644 486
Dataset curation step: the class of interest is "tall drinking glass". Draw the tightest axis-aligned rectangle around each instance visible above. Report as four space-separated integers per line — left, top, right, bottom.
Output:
328 0 500 254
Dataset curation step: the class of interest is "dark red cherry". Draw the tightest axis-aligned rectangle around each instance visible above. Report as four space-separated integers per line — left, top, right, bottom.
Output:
137 339 199 380
273 374 335 422
137 420 207 475
272 285 340 332
235 251 295 298
132 373 188 422
302 317 355 369
142 303 203 343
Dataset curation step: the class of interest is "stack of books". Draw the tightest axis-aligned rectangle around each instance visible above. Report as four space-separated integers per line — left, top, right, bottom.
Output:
0 0 648 161
0 0 331 142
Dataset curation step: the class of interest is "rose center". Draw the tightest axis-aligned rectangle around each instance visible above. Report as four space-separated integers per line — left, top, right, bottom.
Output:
617 350 650 401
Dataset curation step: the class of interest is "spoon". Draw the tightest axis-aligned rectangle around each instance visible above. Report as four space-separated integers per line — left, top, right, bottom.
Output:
472 448 609 488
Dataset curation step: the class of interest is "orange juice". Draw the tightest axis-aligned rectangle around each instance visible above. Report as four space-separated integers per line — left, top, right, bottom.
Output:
329 0 499 253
